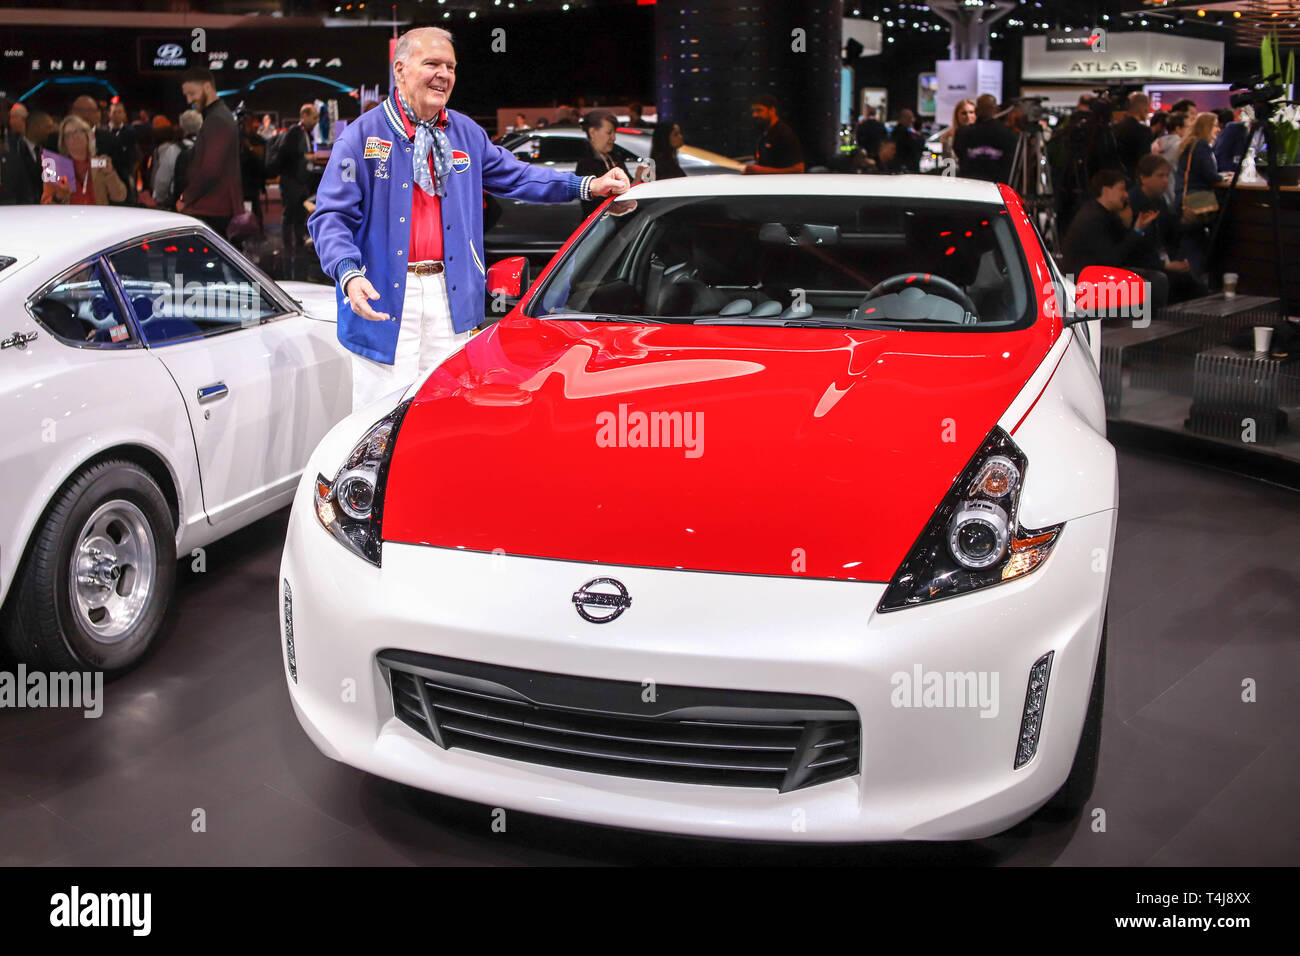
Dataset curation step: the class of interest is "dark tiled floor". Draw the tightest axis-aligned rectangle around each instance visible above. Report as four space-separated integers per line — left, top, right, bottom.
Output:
1 446 1297 866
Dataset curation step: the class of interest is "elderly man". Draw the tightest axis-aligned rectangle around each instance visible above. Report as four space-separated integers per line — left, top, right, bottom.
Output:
310 27 629 410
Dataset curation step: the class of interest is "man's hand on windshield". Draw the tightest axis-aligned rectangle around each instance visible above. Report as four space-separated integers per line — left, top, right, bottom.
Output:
591 167 630 198
345 276 391 322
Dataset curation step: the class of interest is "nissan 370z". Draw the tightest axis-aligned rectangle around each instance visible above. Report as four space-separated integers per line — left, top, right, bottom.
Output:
279 175 1130 842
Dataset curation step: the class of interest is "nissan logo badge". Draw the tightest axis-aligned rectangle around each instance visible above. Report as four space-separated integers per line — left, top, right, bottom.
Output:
572 577 631 624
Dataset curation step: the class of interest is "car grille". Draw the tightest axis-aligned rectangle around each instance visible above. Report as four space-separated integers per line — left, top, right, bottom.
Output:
378 650 860 793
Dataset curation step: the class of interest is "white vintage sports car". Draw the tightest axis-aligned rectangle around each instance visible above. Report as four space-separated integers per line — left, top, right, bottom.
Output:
0 207 349 673
282 175 1137 842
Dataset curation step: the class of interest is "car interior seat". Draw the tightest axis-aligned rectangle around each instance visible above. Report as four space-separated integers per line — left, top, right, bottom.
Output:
966 250 1007 323
32 297 86 342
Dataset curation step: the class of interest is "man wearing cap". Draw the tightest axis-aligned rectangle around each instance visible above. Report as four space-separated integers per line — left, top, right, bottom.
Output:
310 26 629 410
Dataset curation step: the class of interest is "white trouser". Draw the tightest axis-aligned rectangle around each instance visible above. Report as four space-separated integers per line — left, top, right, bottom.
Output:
350 269 472 411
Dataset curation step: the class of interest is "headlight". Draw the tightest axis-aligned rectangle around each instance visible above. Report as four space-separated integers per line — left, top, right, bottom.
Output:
314 401 410 566
877 428 1061 611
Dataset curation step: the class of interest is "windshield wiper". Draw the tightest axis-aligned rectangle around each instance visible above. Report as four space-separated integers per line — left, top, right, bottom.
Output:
693 315 897 330
546 311 671 324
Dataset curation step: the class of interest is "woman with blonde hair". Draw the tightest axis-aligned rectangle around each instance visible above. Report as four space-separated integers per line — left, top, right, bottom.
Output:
1175 111 1219 209
938 98 976 164
42 114 126 205
1175 111 1221 276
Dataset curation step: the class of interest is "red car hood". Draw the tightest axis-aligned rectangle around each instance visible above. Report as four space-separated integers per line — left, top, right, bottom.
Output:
382 316 1057 580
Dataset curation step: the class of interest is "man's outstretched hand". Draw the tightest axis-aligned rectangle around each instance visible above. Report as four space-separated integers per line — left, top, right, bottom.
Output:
344 276 391 322
590 167 630 198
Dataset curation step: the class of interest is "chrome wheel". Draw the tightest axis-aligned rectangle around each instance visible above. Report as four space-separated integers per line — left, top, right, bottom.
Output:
68 499 156 643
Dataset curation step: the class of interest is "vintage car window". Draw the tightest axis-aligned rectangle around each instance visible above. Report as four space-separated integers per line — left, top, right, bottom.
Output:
28 259 136 348
107 234 279 346
527 195 1034 331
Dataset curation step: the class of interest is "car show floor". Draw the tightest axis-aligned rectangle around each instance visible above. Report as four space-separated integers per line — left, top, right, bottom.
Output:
1 445 1296 866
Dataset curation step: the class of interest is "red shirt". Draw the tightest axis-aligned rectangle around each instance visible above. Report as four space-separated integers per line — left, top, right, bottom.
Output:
70 158 94 205
396 99 445 262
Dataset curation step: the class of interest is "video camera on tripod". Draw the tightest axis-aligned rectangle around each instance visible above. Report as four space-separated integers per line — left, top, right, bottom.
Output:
1229 74 1288 113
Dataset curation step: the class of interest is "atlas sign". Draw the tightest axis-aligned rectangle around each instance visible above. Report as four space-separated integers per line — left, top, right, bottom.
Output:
1022 32 1223 82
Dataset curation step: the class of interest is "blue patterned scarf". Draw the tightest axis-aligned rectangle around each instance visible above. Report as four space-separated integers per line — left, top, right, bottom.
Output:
395 88 451 197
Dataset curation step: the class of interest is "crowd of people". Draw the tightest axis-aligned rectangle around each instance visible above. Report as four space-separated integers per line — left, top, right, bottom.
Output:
0 69 324 256
838 89 1245 309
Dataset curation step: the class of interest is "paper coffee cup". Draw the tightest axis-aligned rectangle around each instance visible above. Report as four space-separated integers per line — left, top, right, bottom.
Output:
1254 326 1273 354
1223 272 1238 298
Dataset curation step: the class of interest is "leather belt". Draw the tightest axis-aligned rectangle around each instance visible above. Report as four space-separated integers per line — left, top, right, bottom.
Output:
408 260 444 275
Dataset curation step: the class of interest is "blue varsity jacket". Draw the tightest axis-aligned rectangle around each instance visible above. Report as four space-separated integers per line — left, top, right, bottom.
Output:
308 93 590 364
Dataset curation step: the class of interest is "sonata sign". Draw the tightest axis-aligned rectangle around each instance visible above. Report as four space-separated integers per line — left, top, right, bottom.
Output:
1022 32 1223 81
208 53 344 71
138 35 344 73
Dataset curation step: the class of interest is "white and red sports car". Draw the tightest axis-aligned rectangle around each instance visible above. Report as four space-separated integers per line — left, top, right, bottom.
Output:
281 175 1137 842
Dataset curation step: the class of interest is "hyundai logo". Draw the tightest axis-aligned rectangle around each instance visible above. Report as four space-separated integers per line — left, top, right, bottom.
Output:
156 43 184 59
572 577 631 624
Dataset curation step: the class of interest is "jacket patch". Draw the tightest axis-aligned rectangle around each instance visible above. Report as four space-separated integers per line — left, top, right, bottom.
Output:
364 137 393 161
450 150 471 173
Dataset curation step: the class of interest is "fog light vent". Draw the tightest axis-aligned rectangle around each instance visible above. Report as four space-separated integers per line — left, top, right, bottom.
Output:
283 578 297 683
1014 651 1053 769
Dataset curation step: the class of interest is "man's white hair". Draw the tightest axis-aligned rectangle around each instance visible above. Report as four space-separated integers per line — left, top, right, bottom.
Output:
393 27 454 65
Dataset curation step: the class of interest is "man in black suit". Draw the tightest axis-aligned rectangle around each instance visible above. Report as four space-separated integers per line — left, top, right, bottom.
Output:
98 101 139 204
1 109 53 205
1112 92 1153 181
278 103 319 255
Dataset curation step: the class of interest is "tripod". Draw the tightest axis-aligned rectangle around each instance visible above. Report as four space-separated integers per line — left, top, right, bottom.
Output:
1208 106 1293 315
1009 126 1059 254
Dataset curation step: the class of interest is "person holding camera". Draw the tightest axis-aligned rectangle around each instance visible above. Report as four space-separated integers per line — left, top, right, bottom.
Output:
42 115 126 205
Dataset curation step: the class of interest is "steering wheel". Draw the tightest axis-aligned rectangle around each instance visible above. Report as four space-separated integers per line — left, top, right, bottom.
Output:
859 272 979 324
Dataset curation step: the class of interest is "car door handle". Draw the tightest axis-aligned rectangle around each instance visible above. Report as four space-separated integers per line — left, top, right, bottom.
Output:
197 382 229 403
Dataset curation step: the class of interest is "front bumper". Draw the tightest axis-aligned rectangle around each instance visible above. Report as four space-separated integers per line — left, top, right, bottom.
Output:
280 477 1114 842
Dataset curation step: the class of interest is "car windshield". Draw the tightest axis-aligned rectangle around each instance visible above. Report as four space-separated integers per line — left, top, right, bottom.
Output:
525 194 1033 330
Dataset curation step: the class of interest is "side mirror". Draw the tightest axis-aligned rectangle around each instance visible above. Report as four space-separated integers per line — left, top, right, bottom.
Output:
485 256 530 318
514 150 535 163
1068 265 1147 324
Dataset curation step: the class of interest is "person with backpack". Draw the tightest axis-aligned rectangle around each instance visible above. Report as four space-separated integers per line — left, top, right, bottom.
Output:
266 104 318 258
151 112 200 210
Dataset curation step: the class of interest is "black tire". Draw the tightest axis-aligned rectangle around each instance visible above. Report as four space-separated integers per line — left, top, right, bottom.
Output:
1044 615 1107 814
1 460 176 674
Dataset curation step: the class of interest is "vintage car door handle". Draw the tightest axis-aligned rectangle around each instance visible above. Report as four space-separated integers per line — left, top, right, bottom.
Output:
197 382 229 404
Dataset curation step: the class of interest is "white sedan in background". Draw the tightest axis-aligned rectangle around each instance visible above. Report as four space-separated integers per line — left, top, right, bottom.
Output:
0 207 349 673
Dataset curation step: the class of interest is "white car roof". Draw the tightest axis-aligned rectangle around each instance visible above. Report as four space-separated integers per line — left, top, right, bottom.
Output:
0 206 203 268
624 173 1005 203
